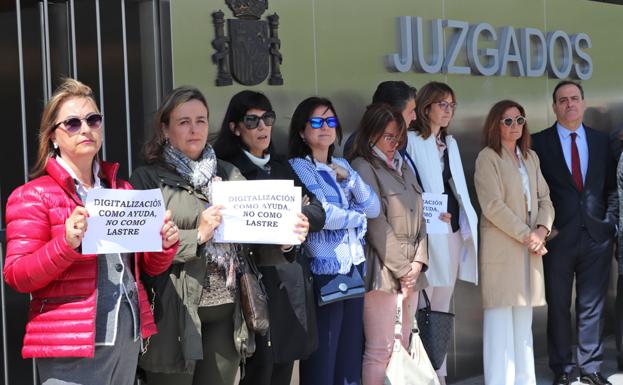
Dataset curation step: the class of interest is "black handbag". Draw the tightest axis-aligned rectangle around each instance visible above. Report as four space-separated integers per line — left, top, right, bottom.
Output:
415 290 454 370
314 264 365 306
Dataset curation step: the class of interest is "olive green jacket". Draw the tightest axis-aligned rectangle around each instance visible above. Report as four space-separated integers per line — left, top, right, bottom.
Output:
130 160 251 374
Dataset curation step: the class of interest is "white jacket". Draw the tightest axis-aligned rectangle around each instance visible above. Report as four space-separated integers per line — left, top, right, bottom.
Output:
405 132 479 286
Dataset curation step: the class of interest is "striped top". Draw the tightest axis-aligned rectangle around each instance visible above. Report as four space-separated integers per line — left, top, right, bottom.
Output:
289 156 380 275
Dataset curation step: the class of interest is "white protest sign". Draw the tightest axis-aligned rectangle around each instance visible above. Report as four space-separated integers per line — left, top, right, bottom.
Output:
422 192 449 234
82 188 165 254
211 180 302 245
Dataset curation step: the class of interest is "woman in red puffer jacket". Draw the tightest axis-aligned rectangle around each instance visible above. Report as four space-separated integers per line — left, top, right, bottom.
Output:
4 78 179 385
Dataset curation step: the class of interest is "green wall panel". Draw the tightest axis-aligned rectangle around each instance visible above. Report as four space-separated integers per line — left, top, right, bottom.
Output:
170 0 623 380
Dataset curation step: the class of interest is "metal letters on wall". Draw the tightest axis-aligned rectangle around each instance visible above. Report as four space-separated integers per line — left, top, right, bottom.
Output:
386 16 593 79
212 0 283 86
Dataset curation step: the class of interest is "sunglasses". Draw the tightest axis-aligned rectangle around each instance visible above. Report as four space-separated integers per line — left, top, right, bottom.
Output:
242 111 276 129
500 116 526 127
308 117 338 129
436 101 457 112
53 113 103 133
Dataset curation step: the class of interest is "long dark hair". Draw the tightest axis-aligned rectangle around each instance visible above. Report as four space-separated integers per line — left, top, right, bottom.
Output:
349 103 406 166
482 99 531 158
143 86 209 164
288 97 343 160
212 90 273 161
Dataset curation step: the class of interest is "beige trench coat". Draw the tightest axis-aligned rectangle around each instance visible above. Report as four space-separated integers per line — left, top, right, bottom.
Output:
351 156 428 294
474 146 555 309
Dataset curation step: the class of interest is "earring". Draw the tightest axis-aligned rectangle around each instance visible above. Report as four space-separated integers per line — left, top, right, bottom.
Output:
53 142 58 150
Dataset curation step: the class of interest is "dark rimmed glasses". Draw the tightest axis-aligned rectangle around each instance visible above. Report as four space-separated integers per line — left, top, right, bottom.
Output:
53 113 103 133
500 116 526 127
242 111 276 129
308 117 338 129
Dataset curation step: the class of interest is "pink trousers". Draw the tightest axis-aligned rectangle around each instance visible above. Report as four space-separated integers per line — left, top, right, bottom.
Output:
362 290 419 385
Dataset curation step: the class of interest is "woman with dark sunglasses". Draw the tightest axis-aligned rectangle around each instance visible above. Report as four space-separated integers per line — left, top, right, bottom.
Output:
474 100 553 384
4 78 178 385
404 81 479 384
288 97 380 385
212 90 325 385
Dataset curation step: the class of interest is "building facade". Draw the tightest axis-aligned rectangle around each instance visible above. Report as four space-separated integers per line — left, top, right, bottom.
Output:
1 0 623 383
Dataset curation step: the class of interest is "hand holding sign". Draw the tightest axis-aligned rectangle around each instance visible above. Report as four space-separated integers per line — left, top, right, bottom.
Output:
161 210 179 249
197 205 224 245
294 212 310 243
65 206 90 249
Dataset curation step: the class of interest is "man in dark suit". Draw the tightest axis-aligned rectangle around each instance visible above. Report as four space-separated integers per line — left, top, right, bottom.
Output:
532 80 618 385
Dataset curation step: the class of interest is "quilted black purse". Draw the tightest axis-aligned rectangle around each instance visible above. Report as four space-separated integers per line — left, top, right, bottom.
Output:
415 290 455 370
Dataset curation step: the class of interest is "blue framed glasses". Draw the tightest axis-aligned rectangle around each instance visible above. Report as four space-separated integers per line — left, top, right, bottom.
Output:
309 117 338 129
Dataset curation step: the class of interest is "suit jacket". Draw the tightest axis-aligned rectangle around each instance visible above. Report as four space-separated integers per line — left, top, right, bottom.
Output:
474 147 554 308
531 124 617 245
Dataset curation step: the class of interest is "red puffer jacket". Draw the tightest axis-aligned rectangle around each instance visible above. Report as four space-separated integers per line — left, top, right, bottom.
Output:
4 157 177 358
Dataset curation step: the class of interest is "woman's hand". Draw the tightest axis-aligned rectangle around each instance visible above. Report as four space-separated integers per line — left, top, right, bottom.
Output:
524 227 547 254
439 212 452 224
65 207 90 249
161 210 179 249
329 163 349 182
293 212 310 243
197 205 224 245
399 261 423 298
530 242 548 257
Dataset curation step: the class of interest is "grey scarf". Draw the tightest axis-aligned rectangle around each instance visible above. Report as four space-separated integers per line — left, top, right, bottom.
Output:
163 144 239 289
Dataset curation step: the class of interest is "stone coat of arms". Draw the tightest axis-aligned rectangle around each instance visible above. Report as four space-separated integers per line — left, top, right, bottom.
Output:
212 0 283 86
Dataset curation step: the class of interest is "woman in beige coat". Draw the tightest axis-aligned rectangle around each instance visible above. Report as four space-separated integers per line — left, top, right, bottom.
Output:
350 104 428 385
474 100 554 385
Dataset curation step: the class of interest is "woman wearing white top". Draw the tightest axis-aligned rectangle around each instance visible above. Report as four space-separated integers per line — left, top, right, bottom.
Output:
404 81 478 384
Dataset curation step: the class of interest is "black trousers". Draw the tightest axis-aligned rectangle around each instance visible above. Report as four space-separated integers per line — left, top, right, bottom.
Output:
543 230 613 375
239 332 294 385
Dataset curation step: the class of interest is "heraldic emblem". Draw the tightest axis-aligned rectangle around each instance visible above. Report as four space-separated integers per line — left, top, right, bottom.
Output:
212 0 284 86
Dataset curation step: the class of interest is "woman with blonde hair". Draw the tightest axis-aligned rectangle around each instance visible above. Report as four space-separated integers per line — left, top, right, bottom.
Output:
131 86 247 385
4 78 178 385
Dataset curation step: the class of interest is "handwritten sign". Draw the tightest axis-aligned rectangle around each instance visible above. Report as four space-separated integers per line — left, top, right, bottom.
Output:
212 180 302 245
82 188 165 254
422 192 448 234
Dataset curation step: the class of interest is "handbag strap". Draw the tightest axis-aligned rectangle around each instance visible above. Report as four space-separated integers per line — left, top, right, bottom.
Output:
395 294 421 354
420 289 432 311
394 294 404 338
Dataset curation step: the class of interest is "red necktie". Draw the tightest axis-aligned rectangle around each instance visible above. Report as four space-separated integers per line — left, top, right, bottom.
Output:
570 132 583 191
